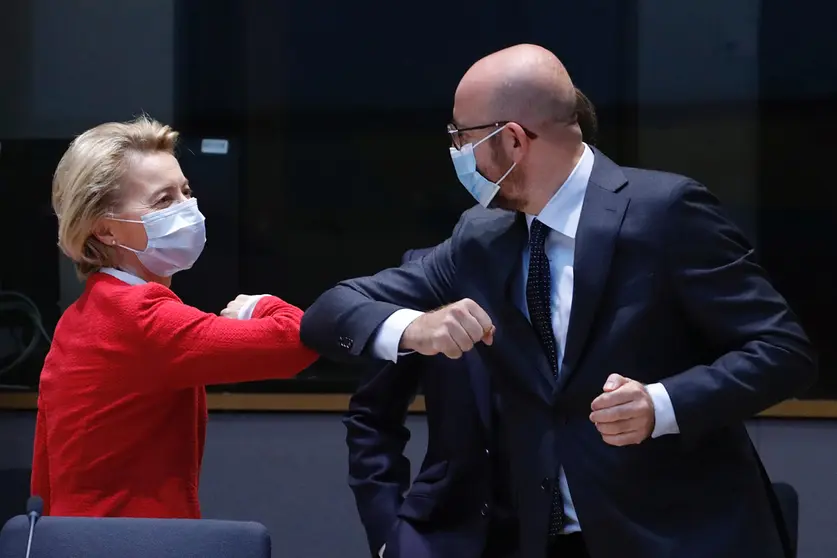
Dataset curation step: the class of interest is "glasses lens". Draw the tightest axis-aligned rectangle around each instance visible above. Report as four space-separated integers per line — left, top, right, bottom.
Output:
446 124 460 149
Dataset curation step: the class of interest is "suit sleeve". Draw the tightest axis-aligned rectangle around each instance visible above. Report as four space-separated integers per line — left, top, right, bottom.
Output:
344 357 423 555
660 180 816 438
133 290 319 390
31 397 51 514
301 231 461 362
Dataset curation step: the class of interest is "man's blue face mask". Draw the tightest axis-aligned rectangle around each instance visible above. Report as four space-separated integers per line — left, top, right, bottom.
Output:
449 124 516 207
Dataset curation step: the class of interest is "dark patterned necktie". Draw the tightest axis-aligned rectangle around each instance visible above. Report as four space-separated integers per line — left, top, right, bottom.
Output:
525 218 565 540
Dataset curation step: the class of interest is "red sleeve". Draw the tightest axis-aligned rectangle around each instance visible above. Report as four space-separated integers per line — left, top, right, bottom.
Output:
131 286 319 390
31 398 51 515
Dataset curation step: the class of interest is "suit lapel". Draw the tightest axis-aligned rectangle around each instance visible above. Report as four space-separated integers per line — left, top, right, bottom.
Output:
485 212 556 399
560 150 629 385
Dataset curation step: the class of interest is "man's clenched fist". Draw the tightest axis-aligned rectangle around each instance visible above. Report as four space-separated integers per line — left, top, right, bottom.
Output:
400 298 495 359
589 374 656 446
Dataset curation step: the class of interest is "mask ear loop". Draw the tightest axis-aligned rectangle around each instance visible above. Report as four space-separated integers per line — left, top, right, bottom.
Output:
472 123 509 150
495 161 517 185
102 213 139 256
475 124 516 185
102 214 145 255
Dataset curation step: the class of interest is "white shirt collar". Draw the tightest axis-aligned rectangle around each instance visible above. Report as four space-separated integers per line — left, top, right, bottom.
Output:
525 143 594 239
99 267 147 286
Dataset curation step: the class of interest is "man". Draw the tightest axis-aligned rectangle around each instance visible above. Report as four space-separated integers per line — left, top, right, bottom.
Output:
347 92 600 558
303 44 816 558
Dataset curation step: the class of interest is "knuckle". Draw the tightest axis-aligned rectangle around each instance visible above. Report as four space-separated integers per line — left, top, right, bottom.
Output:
462 299 480 314
446 305 465 319
441 315 459 329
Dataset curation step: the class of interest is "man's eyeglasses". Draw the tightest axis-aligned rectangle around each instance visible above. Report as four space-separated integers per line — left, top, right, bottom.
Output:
446 121 538 150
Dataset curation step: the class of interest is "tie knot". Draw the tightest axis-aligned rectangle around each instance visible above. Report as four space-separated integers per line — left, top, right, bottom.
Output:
529 219 550 246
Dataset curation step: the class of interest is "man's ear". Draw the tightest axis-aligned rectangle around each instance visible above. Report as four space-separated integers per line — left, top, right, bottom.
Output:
92 218 118 247
506 122 531 163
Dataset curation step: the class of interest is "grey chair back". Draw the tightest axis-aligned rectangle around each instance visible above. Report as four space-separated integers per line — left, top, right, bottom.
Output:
0 515 271 558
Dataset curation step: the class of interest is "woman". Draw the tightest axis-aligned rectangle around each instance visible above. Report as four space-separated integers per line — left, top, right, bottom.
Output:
31 116 318 519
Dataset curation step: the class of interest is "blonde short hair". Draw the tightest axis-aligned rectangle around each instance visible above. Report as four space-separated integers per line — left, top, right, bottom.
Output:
52 116 179 279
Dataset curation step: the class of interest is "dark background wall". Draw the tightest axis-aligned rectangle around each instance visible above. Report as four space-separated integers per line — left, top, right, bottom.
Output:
0 0 175 312
0 0 174 139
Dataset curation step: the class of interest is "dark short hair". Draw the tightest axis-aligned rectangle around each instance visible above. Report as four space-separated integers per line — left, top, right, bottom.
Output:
574 88 598 146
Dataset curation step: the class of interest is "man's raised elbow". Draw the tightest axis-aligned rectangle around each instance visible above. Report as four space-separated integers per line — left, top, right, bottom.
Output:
299 309 313 340
299 309 328 356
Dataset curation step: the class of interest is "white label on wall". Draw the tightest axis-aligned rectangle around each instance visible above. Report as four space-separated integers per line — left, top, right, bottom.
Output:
200 138 229 155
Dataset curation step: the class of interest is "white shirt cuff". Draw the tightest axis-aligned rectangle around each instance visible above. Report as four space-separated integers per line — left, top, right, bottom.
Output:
646 382 680 438
237 295 271 320
370 309 424 362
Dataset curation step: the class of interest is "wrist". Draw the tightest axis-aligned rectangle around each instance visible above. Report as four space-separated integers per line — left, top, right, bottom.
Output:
399 315 425 352
399 324 415 351
237 294 271 320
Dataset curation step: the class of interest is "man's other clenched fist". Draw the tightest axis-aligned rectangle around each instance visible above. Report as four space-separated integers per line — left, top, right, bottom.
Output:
399 298 495 359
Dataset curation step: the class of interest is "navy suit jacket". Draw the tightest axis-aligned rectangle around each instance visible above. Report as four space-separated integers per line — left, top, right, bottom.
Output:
303 148 816 558
345 248 516 558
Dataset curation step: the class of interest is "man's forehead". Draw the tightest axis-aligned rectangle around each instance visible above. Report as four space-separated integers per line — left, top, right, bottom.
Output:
452 89 492 127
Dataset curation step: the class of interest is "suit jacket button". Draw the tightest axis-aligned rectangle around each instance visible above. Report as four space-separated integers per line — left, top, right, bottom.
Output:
541 478 550 491
480 502 489 516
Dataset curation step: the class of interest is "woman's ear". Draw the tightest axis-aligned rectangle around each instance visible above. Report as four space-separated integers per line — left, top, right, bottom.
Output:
92 218 118 247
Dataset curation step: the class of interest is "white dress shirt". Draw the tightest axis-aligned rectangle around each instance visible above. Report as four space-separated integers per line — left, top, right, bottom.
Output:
369 144 680 534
